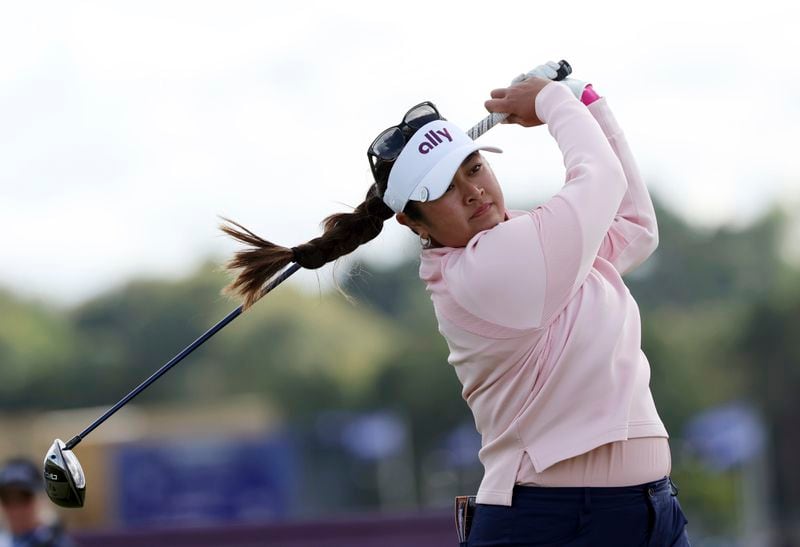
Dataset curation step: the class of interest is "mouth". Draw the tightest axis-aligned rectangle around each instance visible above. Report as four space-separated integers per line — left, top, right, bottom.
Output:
470 202 493 220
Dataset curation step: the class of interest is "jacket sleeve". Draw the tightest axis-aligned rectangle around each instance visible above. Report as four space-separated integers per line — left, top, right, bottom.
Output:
586 96 659 275
444 82 628 331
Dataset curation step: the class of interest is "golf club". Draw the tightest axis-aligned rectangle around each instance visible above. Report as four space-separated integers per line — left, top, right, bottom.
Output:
43 262 301 507
42 58 572 508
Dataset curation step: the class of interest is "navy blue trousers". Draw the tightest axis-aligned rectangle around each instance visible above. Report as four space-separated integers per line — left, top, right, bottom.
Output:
464 476 690 546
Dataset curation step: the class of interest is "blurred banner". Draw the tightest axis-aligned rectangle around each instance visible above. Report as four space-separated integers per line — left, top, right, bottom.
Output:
114 432 297 527
684 401 766 471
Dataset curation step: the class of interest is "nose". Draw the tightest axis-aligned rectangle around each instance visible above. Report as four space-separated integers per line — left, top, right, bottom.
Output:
461 181 484 204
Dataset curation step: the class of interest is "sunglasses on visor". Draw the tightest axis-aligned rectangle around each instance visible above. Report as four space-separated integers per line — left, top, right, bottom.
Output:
367 101 443 179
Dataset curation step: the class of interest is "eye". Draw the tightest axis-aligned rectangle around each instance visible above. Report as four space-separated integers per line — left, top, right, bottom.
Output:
470 163 482 175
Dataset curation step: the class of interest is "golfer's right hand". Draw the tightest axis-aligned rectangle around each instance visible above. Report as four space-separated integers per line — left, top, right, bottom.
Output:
484 77 551 128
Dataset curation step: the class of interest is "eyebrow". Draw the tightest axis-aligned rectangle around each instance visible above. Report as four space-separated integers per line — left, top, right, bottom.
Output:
460 151 479 168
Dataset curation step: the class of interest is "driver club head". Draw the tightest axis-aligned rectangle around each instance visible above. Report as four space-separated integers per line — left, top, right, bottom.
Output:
43 439 86 508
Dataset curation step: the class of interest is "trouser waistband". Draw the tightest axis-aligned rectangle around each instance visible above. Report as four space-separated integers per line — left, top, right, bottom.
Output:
509 475 678 506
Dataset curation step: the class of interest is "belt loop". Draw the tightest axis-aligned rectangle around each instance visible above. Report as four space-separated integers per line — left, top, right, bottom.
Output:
668 477 679 496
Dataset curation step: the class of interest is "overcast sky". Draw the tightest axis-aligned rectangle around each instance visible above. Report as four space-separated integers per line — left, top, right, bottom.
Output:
1 1 798 305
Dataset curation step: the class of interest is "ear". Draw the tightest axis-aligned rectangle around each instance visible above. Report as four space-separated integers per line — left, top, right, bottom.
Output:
395 211 426 236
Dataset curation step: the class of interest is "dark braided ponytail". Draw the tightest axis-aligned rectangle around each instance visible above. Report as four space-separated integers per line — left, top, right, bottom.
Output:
221 182 396 309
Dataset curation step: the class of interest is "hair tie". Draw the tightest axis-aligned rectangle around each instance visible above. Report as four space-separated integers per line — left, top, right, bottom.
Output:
291 243 327 269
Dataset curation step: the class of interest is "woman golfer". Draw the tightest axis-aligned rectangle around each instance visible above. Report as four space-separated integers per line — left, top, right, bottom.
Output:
223 61 691 545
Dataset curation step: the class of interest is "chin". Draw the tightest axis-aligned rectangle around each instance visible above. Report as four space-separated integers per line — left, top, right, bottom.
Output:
472 208 504 228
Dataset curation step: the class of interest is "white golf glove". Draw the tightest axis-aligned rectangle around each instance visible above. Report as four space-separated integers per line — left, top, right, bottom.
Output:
511 61 592 101
510 60 561 85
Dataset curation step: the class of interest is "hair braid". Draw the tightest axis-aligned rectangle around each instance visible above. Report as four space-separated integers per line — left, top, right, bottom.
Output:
221 184 395 309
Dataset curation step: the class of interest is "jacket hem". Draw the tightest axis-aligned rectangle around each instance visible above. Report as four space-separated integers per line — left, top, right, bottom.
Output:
475 488 514 506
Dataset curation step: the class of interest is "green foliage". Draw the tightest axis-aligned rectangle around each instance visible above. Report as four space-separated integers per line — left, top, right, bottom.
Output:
642 301 749 433
627 204 787 309
0 290 79 408
669 456 741 533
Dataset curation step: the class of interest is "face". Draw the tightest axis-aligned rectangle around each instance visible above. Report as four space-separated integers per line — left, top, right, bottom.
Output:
396 152 505 248
0 487 39 534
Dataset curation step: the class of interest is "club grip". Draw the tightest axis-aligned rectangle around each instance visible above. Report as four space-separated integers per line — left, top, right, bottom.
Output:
555 59 572 81
467 59 571 140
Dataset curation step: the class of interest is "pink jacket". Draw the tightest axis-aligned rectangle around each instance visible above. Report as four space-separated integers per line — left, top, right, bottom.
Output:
418 82 668 506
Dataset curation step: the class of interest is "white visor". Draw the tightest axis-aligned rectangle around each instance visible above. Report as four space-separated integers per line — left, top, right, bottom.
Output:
382 119 502 214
